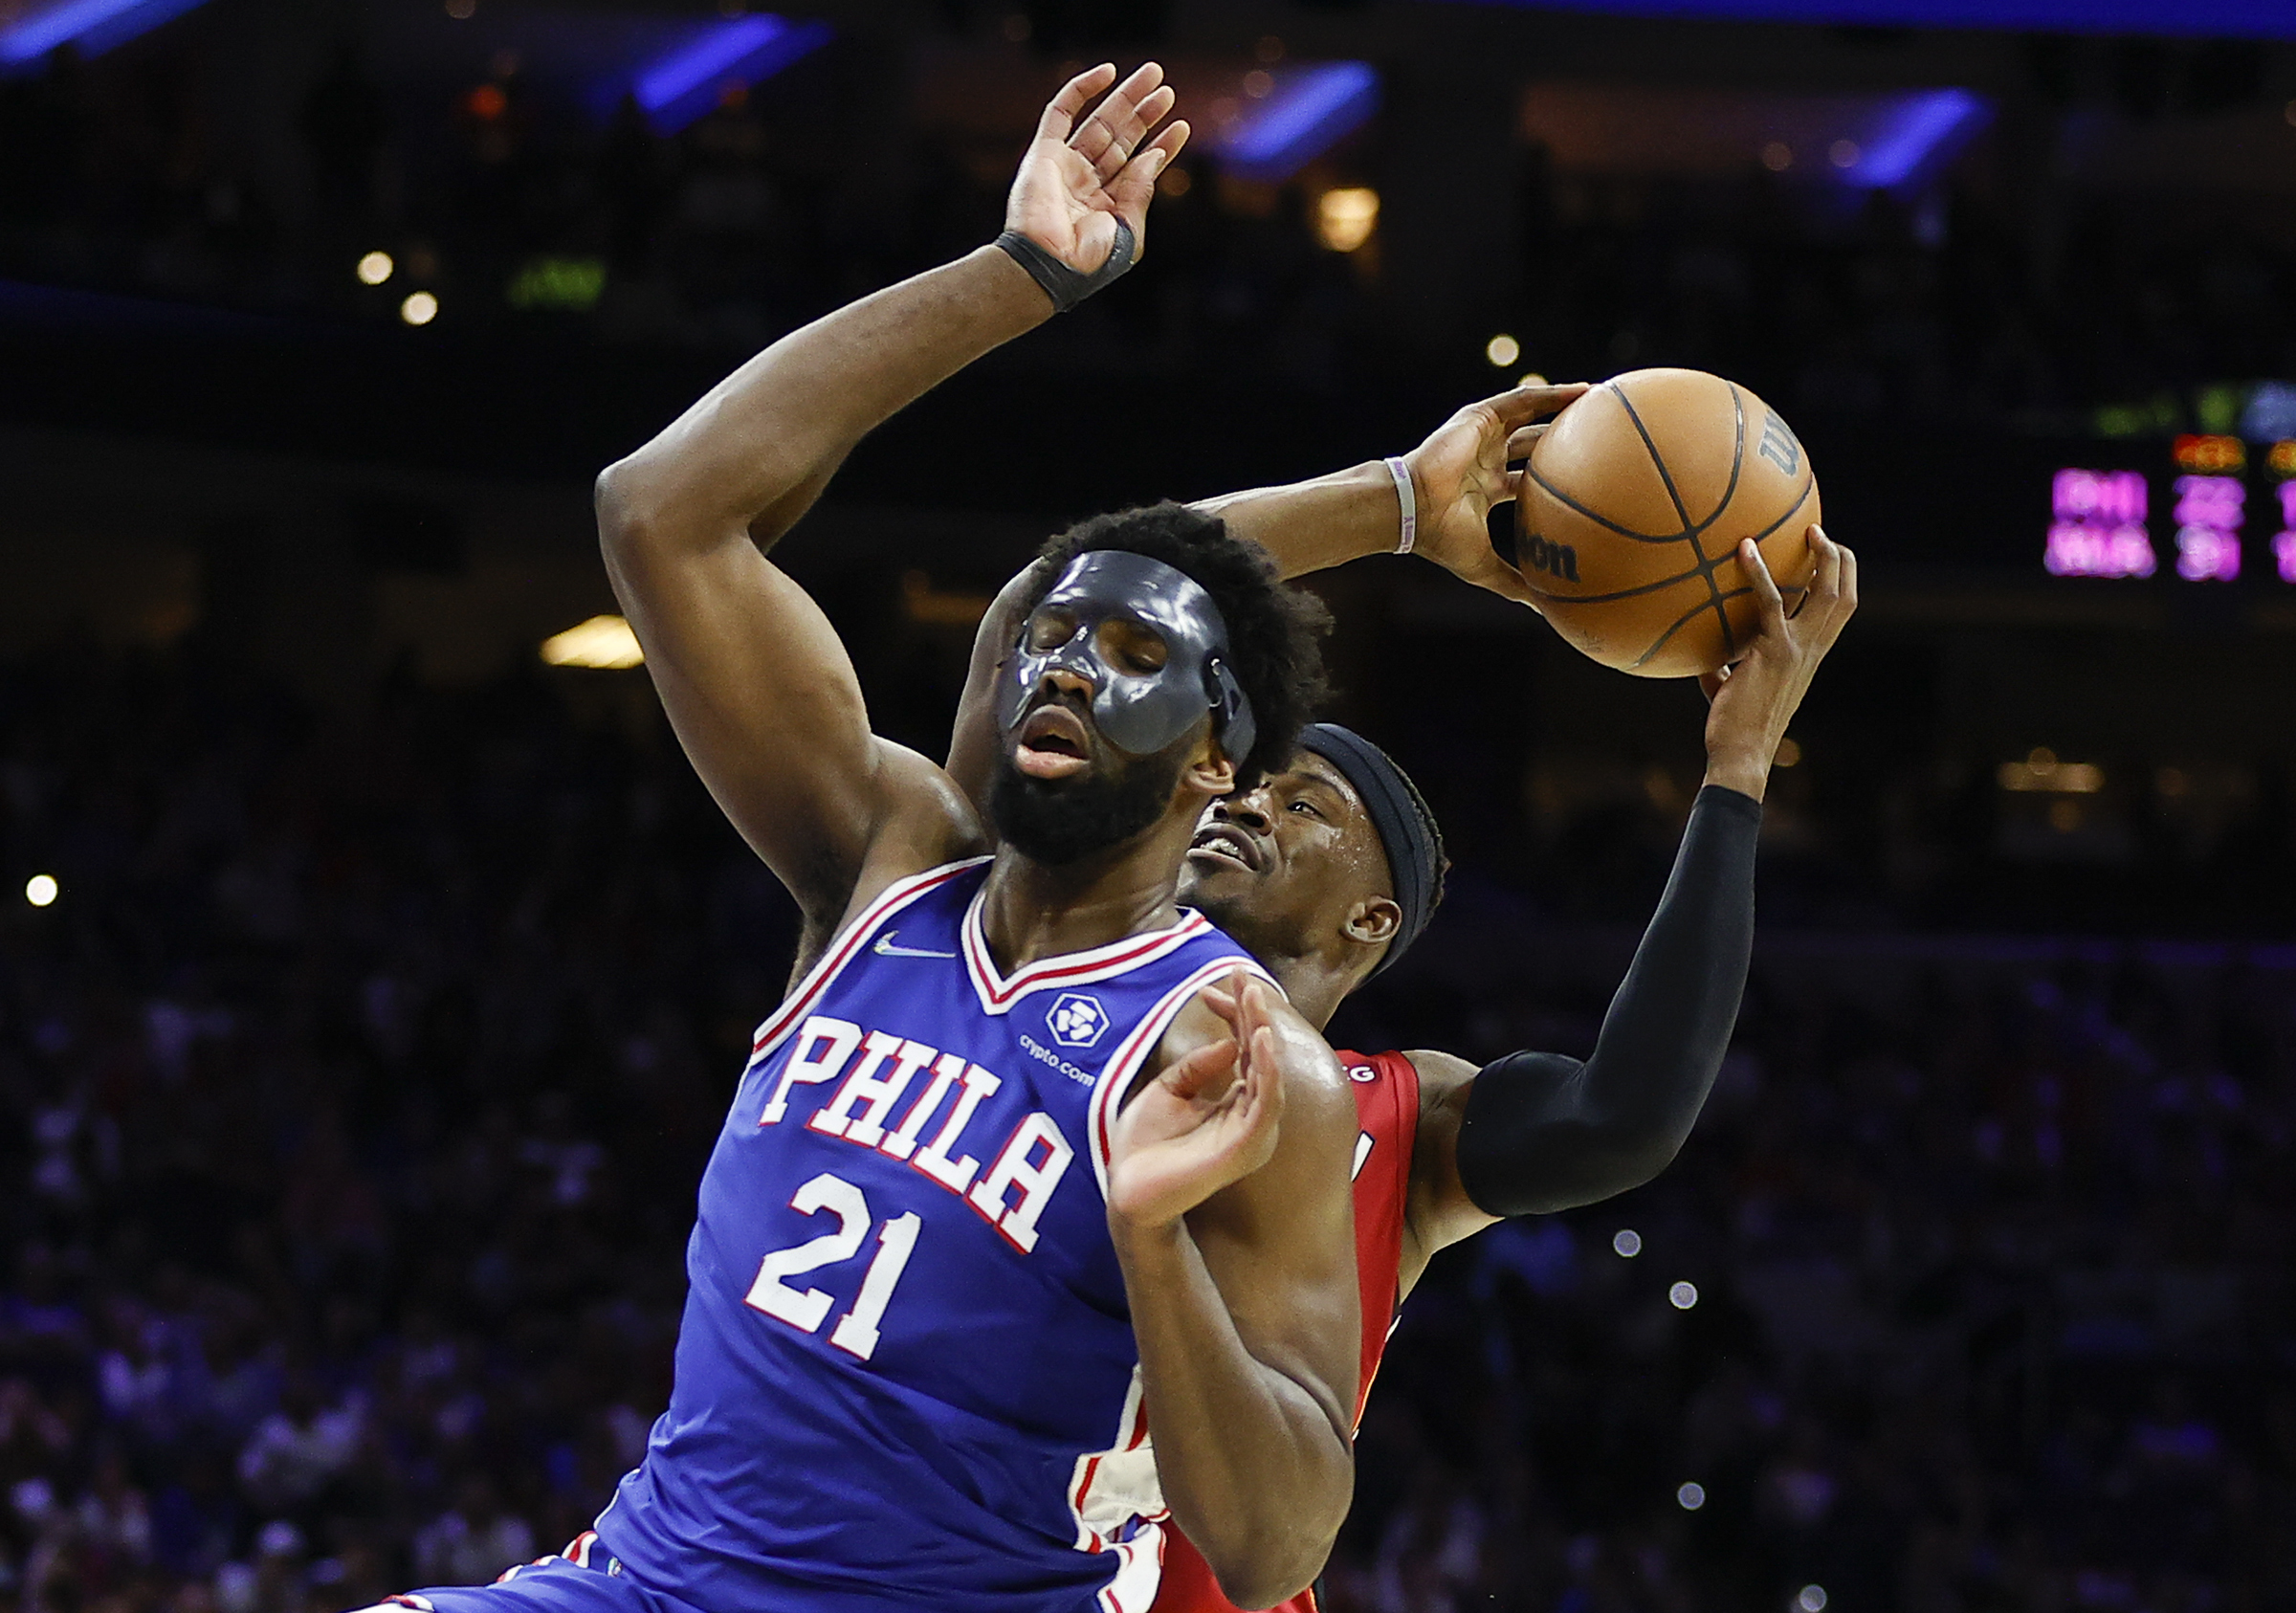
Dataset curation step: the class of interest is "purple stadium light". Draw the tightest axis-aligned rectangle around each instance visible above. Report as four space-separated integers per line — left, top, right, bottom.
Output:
629 13 831 135
1448 0 2296 40
1853 88 1987 188
0 0 210 66
1219 61 1380 185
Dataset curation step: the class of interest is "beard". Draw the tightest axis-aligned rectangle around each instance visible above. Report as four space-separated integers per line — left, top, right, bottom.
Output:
989 740 1187 867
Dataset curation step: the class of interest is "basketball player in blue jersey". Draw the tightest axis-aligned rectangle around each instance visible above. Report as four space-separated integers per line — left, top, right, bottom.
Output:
366 62 1363 1613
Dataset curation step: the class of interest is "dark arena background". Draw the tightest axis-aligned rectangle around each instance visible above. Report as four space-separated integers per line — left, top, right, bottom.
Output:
4 0 2296 1608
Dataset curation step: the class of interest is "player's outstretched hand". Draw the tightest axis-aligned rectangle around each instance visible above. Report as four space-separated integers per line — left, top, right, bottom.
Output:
1699 525 1858 801
1005 62 1190 276
1402 379 1590 608
1105 972 1285 1231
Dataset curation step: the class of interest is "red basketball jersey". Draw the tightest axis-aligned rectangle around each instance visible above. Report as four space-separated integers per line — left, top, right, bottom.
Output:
1149 1049 1422 1613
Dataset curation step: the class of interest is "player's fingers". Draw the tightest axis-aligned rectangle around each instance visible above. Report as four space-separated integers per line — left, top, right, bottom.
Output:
1109 130 1181 239
1836 540 1859 616
1740 539 1788 639
1163 1035 1236 1098
1466 551 1542 607
1074 64 1166 178
1244 1026 1283 1114
1257 1029 1287 1120
1699 670 1726 704
1505 422 1551 461
1108 58 1166 106
1038 63 1117 144
1225 971 1261 1034
1196 983 1242 1037
1490 381 1589 429
1804 525 1842 608
1222 1046 1268 1141
1136 82 1177 129
1237 975 1274 1046
1083 84 1175 183
1069 114 1116 175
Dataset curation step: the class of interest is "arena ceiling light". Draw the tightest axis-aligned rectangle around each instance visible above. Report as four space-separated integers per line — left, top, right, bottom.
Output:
626 13 831 135
0 0 209 66
541 615 645 670
1456 0 2296 39
1217 61 1380 186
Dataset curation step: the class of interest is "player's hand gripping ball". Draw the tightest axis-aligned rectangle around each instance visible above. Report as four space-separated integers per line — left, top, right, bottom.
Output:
1516 368 1821 678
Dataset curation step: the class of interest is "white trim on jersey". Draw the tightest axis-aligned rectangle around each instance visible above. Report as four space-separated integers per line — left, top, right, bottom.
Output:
1097 1531 1165 1613
746 858 993 1065
1066 1366 1154 1554
1083 954 1283 1200
1066 1365 1170 1613
960 883 1213 1017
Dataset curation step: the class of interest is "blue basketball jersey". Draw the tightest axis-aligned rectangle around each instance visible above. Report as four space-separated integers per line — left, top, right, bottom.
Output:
593 858 1274 1613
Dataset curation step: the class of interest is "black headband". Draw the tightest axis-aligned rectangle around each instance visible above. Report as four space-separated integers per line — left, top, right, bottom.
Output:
1297 723 1443 975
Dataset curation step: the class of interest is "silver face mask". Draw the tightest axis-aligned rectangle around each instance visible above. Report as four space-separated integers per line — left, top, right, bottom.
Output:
998 550 1258 765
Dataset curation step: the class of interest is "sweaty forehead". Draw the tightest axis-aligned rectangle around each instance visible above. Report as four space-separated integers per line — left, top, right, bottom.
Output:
1281 753 1396 891
1285 754 1361 814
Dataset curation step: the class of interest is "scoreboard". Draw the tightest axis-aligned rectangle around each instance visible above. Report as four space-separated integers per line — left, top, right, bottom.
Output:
2046 434 2296 585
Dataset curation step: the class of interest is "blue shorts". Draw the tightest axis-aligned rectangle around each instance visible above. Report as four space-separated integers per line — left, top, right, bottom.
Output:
354 1536 704 1613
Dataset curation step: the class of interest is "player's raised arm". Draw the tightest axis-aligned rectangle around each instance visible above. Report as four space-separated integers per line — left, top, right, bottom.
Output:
595 64 1186 927
1401 531 1858 1277
1107 976 1360 1610
944 384 1585 815
1194 381 1587 597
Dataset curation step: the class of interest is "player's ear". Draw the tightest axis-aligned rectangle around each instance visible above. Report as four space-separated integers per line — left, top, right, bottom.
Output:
1181 728 1238 798
1343 895 1401 950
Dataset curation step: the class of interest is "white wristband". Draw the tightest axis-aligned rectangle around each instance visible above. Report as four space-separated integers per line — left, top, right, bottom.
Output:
1383 456 1417 556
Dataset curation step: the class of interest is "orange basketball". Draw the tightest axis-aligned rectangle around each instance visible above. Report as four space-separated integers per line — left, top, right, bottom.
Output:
1518 368 1821 678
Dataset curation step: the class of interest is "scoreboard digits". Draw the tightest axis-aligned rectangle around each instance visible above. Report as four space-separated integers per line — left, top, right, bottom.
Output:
2047 434 2296 585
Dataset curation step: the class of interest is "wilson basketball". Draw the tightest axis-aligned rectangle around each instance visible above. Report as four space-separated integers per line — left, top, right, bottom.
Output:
1518 368 1821 678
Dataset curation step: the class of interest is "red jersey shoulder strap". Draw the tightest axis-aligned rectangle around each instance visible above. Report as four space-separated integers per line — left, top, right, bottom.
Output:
1334 1048 1421 1422
1336 1048 1421 1207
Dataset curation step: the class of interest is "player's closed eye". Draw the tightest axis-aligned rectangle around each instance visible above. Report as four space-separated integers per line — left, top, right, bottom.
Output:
1094 619 1167 674
1025 608 1079 652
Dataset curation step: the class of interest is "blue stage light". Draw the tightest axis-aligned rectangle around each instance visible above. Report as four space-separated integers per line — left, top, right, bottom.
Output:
0 0 210 66
629 14 831 135
1220 62 1380 185
1854 88 1988 188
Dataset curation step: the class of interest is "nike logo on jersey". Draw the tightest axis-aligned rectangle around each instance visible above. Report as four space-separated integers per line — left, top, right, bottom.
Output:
873 932 958 959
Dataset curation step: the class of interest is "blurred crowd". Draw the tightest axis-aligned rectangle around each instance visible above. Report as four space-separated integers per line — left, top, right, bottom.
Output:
1 33 2291 431
1337 923 2296 1613
0 639 2289 1613
0 648 778 1613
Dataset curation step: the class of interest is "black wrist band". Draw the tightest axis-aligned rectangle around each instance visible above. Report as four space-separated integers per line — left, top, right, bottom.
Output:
994 221 1137 313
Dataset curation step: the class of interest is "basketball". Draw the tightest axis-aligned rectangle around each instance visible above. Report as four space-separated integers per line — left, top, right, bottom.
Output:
1518 368 1821 678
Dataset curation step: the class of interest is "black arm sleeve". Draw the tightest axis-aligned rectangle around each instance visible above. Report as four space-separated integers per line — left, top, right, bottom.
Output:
1453 784 1760 1217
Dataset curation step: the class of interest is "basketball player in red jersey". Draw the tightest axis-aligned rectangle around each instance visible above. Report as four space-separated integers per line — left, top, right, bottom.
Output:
948 384 1858 1613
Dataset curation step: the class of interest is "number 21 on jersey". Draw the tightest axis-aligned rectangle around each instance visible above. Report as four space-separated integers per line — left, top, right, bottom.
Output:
744 1172 920 1361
